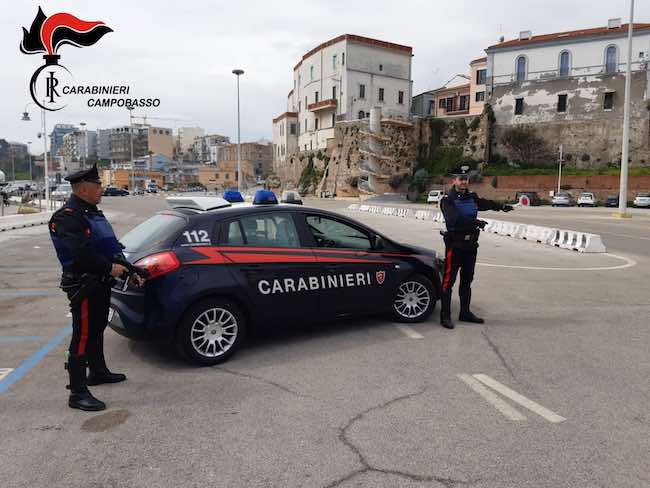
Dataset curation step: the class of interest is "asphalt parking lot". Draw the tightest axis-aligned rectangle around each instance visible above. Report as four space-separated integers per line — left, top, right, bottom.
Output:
1 194 649 488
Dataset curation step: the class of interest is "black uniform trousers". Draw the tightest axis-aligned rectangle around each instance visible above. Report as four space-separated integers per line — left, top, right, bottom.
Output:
66 281 111 368
440 239 478 320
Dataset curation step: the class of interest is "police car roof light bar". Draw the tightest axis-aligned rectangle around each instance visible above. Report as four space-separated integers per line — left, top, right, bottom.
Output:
166 196 231 212
253 190 278 205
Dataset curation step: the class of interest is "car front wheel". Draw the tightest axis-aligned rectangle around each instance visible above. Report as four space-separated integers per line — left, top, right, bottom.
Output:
176 298 246 366
391 274 436 323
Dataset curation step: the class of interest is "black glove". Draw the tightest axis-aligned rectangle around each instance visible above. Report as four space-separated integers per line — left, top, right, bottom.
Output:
501 204 514 212
476 219 488 230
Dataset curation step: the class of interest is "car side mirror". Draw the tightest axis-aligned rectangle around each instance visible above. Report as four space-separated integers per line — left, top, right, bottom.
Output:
373 235 385 250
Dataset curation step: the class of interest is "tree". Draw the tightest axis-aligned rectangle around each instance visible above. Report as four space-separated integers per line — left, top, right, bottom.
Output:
414 168 431 192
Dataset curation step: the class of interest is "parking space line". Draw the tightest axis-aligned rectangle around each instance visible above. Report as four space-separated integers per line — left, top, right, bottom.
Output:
394 324 424 339
0 369 14 381
473 374 566 423
0 325 71 395
457 374 526 421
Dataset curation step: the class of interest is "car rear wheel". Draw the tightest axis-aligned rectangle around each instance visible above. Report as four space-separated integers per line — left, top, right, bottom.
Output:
392 274 436 323
176 298 246 366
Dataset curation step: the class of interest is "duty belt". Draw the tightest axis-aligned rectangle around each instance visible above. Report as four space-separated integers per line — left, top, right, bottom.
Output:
440 231 478 242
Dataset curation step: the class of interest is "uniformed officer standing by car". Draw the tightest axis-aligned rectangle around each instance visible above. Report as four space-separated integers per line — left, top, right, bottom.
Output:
439 167 513 329
49 164 145 411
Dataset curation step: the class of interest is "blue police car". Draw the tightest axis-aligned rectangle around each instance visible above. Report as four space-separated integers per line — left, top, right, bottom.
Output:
109 191 444 365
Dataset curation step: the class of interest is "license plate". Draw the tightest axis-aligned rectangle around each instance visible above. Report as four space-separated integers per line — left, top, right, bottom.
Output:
108 308 115 322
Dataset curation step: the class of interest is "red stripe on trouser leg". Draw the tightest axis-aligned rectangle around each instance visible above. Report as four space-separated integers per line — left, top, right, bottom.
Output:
442 249 453 292
78 298 89 355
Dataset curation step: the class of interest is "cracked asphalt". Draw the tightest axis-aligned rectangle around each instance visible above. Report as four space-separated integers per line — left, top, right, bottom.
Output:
1 195 649 488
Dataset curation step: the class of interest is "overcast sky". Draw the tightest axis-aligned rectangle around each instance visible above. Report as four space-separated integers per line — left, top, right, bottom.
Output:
2 0 649 150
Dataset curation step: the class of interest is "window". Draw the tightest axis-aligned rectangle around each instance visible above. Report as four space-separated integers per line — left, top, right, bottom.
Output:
516 56 527 81
379 64 383 71
290 123 296 135
226 220 245 245
475 91 485 102
476 69 487 85
446 97 455 112
306 215 372 250
315 91 319 103
232 214 300 248
298 101 301 112
603 92 615 110
304 119 307 132
332 54 337 69
605 45 618 74
439 98 447 109
459 95 469 111
359 84 365 99
515 97 524 115
331 114 336 127
342 52 345 65
332 86 337 100
378 87 384 102
559 51 571 77
358 110 365 119
315 117 319 130
305 96 307 108
428 100 435 115
310 66 314 80
398 91 404 104
557 94 568 113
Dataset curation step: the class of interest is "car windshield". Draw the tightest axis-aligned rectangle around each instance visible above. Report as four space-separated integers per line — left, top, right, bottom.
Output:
637 193 650 197
581 193 593 197
121 213 186 252
429 191 440 196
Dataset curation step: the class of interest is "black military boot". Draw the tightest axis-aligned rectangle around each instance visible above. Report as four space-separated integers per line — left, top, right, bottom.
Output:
440 293 455 329
66 355 106 411
87 336 127 386
459 289 484 324
440 315 455 329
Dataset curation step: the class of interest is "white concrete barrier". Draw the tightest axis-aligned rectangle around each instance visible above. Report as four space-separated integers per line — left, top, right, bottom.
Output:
395 208 412 218
382 207 396 216
347 203 360 211
578 233 607 253
414 210 431 220
358 205 370 212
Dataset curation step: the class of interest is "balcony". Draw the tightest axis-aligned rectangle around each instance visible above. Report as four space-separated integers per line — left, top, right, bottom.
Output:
308 98 337 112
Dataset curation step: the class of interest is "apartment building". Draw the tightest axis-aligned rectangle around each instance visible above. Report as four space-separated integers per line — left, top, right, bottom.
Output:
272 34 413 158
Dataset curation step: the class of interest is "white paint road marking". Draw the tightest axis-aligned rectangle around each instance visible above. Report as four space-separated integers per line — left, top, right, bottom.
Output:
394 324 424 339
477 253 636 272
473 374 566 423
0 369 14 381
457 374 526 421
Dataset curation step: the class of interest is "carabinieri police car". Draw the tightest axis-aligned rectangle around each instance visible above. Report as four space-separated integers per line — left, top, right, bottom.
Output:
109 190 444 365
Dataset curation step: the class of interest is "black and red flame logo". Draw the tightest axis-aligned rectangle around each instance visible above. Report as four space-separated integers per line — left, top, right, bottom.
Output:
20 7 113 111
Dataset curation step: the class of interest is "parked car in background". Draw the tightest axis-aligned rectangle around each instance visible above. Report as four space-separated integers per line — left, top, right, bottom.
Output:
51 183 72 200
103 186 130 197
633 192 650 208
551 192 574 207
515 191 541 206
427 190 444 205
132 187 145 195
577 192 597 207
281 190 303 205
605 195 619 207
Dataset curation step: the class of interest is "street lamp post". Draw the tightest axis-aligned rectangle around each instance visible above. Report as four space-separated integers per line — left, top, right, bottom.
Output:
10 145 15 181
617 0 635 218
557 144 564 194
232 69 244 192
21 103 50 210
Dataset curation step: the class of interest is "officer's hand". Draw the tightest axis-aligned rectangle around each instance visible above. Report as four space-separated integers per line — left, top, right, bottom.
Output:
110 263 129 278
477 219 488 230
502 204 514 212
131 274 146 287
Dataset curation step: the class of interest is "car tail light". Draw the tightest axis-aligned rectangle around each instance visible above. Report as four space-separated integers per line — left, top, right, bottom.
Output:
135 251 180 279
